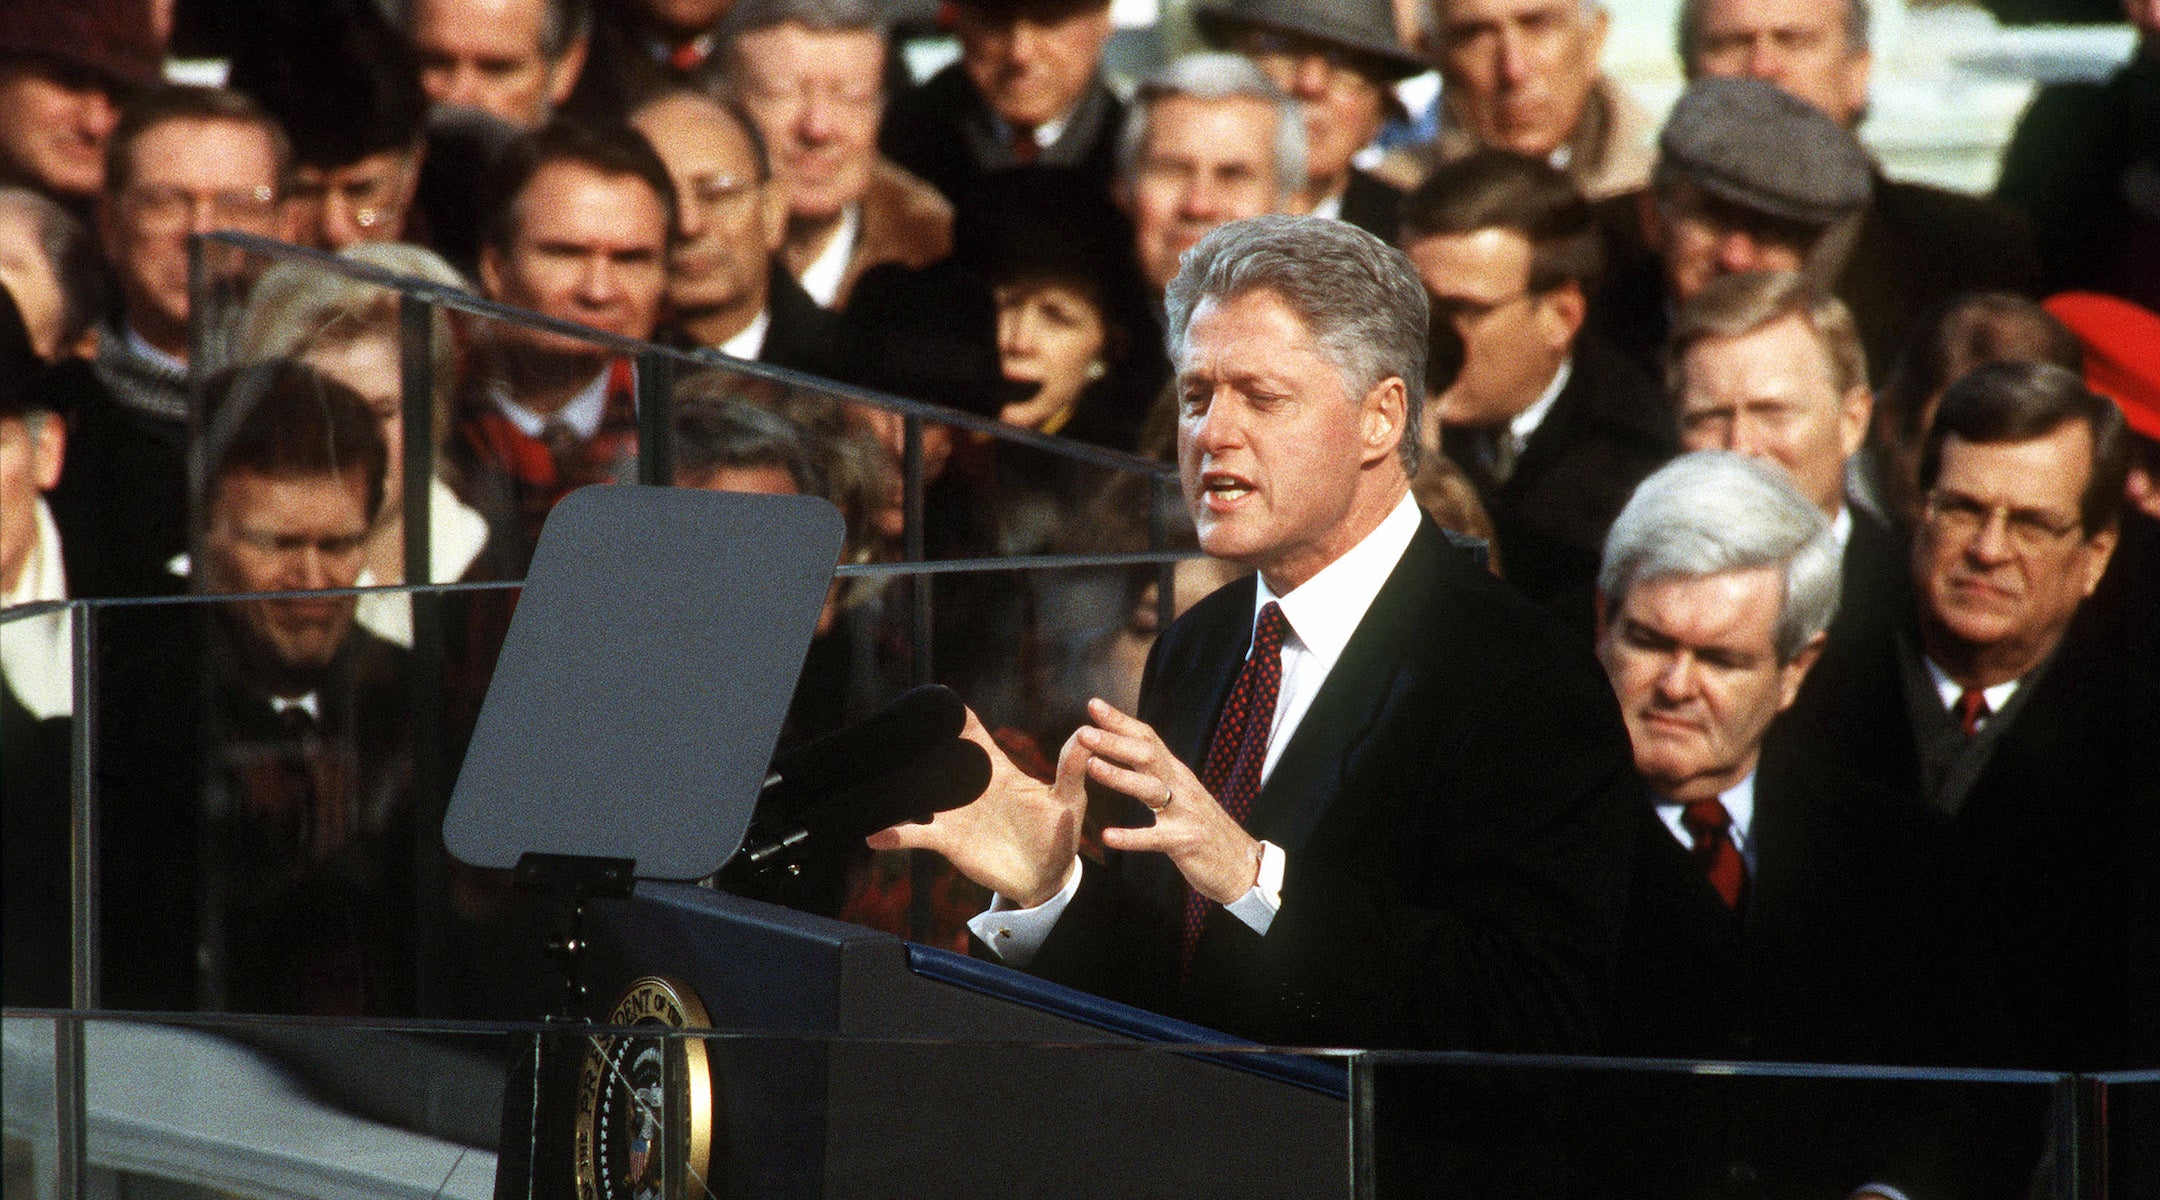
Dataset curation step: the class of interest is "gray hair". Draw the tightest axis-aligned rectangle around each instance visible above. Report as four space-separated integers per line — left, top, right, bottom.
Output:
0 185 104 353
1599 450 1842 663
718 0 884 50
389 0 592 59
1116 53 1306 208
669 376 817 493
1166 214 1428 474
1676 0 1869 65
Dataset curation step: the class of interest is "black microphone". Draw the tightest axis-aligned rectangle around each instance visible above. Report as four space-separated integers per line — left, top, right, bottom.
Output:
739 735 989 866
759 684 967 816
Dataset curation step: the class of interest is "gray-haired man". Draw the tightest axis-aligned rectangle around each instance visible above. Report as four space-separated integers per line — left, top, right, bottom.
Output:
874 214 1636 1051
1598 450 1999 1067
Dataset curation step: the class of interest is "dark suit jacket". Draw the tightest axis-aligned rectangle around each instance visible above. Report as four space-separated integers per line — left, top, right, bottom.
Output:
1441 335 1677 607
879 62 1126 209
1025 515 1639 1050
1772 507 1909 755
758 262 848 378
1613 750 2004 1067
1338 167 1404 245
1790 616 2156 1070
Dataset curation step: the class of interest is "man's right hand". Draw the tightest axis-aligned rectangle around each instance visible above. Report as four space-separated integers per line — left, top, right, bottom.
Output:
866 706 1089 907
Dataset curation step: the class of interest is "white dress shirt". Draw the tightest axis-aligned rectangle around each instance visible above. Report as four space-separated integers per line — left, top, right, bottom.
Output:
718 309 771 362
796 204 860 308
1923 656 2020 733
972 491 1426 964
489 369 610 439
1502 357 1571 463
1654 771 1758 874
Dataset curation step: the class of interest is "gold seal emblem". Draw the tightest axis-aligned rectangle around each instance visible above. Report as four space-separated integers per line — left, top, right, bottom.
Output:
574 977 716 1200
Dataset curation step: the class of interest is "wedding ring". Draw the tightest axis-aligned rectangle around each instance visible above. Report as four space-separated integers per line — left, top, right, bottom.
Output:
1148 782 1173 812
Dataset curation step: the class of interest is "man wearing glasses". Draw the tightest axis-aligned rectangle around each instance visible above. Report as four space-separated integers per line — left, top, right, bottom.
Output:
1196 0 1423 242
1801 361 2149 1070
45 85 287 600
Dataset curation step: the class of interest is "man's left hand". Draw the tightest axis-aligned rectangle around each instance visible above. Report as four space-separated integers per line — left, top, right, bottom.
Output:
1081 697 1262 904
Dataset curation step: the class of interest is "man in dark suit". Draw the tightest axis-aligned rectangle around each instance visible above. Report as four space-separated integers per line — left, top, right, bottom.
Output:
1794 362 2149 1070
1400 149 1676 607
628 88 844 374
1666 270 1910 739
1195 0 1422 243
877 0 1124 209
1674 0 2041 380
874 215 1637 1051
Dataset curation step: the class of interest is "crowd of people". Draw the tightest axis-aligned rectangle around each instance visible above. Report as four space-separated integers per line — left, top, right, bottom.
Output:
1 0 2155 1105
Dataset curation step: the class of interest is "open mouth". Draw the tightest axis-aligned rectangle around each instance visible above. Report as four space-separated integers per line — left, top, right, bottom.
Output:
1199 472 1254 506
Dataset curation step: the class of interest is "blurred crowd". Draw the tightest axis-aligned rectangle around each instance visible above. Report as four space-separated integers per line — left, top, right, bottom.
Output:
1 0 2154 1086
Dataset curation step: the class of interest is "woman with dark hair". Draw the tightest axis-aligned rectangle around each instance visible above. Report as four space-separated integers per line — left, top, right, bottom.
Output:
952 167 1170 453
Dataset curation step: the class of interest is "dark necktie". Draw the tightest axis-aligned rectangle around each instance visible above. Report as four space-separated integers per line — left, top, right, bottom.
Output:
1679 799 1746 910
1955 688 1990 737
538 419 580 481
1008 124 1040 165
1181 602 1290 971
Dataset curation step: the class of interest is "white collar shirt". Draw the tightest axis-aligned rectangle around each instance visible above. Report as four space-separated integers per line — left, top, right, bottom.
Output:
490 369 610 440
1655 770 1758 873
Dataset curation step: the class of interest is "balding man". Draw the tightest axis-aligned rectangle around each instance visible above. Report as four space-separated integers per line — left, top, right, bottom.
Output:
874 215 1636 1052
1675 0 2041 381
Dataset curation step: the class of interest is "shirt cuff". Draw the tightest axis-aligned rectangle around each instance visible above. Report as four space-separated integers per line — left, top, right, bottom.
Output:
1223 840 1284 936
1848 1187 1914 1200
967 857 1083 968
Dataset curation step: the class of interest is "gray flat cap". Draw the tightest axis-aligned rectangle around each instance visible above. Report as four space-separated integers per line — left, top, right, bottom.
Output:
1195 0 1427 81
1658 77 1873 226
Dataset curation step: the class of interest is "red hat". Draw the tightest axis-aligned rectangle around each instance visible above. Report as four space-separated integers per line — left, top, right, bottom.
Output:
2043 291 2160 442
0 0 163 91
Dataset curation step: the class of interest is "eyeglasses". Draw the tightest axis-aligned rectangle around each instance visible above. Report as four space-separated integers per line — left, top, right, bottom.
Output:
1429 290 1531 325
123 183 278 232
1923 489 2083 555
1241 31 1391 92
682 172 761 212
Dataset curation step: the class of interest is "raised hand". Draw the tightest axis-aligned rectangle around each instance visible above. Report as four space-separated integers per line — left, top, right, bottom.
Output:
1082 698 1261 904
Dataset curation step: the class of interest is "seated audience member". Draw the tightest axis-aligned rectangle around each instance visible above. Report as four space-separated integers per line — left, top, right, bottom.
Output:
228 0 430 254
719 0 954 309
1676 0 2041 381
45 85 288 600
1386 0 1654 202
1799 361 2150 1069
0 0 162 209
398 0 591 130
237 242 498 646
1400 150 1675 606
450 119 672 569
669 383 816 496
1865 293 2081 530
1599 450 2001 1066
1 286 72 1007
952 168 1164 452
1118 53 1307 299
574 0 732 113
1196 0 1423 241
0 186 104 362
1996 0 2160 309
880 0 1125 207
629 88 845 375
1586 76 1870 382
1666 271 1905 705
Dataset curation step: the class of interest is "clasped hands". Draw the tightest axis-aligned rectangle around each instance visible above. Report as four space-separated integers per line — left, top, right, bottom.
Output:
867 698 1263 909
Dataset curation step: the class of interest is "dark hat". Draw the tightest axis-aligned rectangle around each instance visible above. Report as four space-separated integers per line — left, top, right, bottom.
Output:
943 0 1113 20
0 0 162 90
840 260 1033 419
2045 291 2160 441
1658 77 1872 227
1194 0 1426 82
225 0 428 168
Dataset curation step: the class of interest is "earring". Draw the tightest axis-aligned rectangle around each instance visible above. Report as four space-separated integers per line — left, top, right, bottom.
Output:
1085 360 1107 381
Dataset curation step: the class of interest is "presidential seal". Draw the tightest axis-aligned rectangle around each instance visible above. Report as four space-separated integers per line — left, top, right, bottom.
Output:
574 977 716 1200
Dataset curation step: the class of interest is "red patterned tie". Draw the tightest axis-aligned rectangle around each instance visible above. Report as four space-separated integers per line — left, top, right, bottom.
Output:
1180 602 1290 972
1956 688 1990 737
1679 799 1746 909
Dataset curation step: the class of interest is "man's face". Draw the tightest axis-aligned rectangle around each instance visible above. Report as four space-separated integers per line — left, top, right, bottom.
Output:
629 95 785 322
1677 313 1869 516
1598 566 1814 802
1914 425 2118 679
0 61 123 200
1648 177 1816 302
1405 226 1578 428
953 2 1114 130
730 24 884 223
202 468 372 670
0 203 68 359
1128 95 1283 293
1237 30 1389 192
286 148 422 252
1689 0 1870 128
1430 0 1607 159
479 159 669 348
408 0 583 129
0 414 64 594
99 117 283 349
1177 287 1402 592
